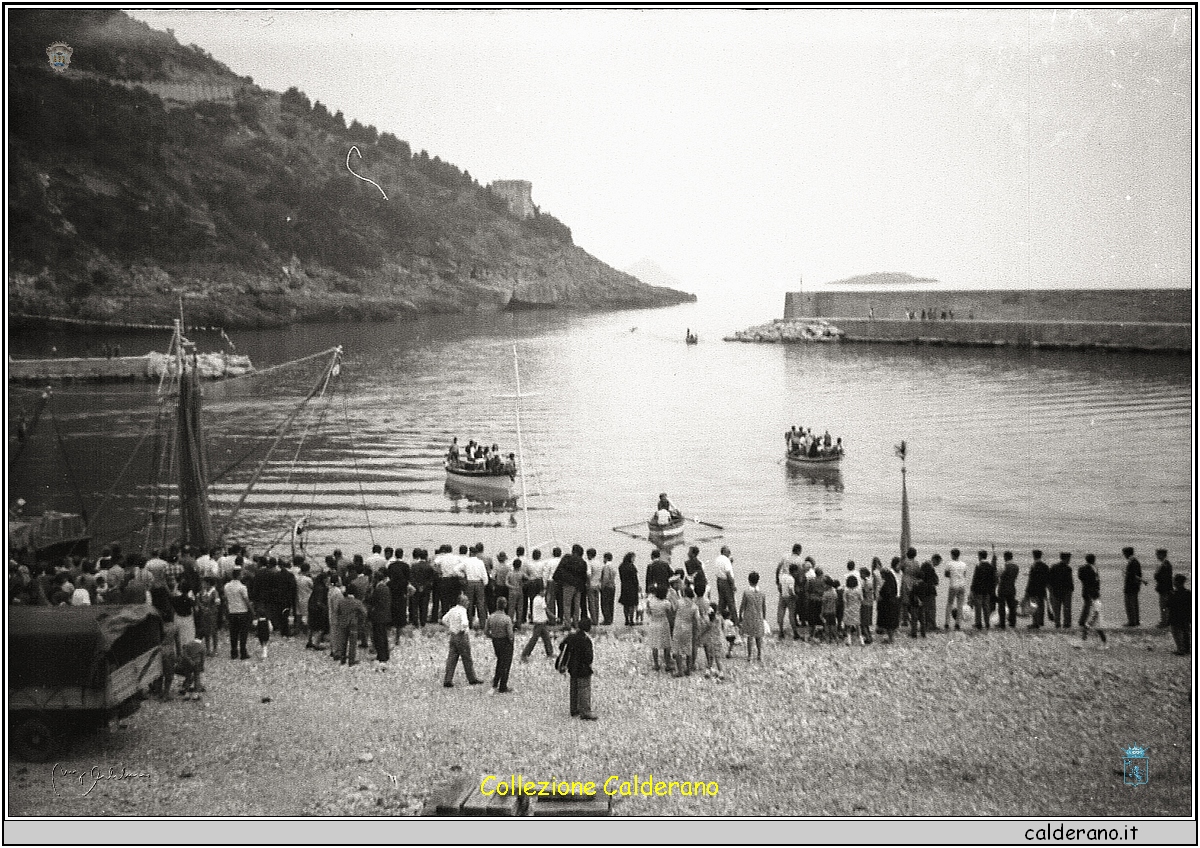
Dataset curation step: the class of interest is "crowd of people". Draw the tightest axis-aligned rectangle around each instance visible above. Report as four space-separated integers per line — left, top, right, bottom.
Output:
784 426 844 458
9 537 1191 710
763 543 1191 656
445 437 516 476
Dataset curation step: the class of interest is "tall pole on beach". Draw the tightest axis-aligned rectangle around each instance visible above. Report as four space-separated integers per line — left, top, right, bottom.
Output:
513 345 531 554
896 440 911 558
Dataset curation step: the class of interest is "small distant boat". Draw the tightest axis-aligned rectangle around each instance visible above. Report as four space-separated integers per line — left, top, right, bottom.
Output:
444 463 517 496
785 450 844 466
648 515 687 540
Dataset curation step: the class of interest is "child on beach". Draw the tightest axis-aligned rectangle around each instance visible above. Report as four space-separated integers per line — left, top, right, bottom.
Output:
176 638 206 699
195 576 220 657
253 603 272 660
672 586 701 677
700 605 725 679
635 592 647 625
843 573 864 646
738 571 766 661
1081 598 1108 644
722 611 738 658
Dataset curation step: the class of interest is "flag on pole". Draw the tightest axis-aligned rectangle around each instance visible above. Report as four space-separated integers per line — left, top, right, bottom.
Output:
897 440 911 558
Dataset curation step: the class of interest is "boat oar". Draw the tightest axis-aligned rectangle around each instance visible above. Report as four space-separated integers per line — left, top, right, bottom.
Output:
688 516 724 531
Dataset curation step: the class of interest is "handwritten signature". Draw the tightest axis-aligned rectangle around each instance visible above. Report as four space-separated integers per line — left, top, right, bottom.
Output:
52 763 150 797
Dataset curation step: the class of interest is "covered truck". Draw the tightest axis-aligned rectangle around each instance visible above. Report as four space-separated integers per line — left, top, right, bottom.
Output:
9 604 162 761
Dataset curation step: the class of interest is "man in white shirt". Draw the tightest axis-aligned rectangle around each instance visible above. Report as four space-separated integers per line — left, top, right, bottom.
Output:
194 548 218 581
713 546 737 624
365 544 388 572
223 567 252 660
441 593 483 687
543 548 562 624
585 548 601 626
777 569 797 639
520 587 554 660
462 548 489 629
217 545 240 580
944 548 969 631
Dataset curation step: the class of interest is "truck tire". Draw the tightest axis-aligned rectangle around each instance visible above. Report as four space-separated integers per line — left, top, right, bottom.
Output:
12 716 60 762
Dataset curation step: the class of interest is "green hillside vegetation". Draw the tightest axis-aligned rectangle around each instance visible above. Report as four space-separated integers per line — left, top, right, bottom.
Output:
8 10 693 329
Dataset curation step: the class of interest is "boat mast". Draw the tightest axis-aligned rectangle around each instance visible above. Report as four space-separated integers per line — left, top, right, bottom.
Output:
512 345 531 553
176 319 214 550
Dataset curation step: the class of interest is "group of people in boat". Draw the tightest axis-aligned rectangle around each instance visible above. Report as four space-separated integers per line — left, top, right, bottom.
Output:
446 437 516 476
651 492 683 527
785 425 844 458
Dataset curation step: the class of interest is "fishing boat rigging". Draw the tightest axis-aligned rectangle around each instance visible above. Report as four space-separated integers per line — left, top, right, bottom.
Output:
8 320 347 562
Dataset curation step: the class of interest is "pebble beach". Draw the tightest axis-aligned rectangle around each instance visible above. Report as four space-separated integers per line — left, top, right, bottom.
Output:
8 622 1191 817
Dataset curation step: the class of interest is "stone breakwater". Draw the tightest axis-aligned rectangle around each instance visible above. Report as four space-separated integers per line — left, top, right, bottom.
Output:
8 351 253 383
724 319 845 343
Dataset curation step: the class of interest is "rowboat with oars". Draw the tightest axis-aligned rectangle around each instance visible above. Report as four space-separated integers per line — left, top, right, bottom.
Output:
647 514 687 540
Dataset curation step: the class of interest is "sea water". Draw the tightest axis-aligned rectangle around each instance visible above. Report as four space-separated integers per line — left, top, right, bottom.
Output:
8 299 1191 620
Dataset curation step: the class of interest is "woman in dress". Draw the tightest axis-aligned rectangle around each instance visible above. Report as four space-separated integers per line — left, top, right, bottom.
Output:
645 583 674 672
195 576 220 656
738 571 766 661
877 557 901 643
618 552 639 626
671 585 701 677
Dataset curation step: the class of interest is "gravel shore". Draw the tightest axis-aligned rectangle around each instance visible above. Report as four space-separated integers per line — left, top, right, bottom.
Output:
8 623 1191 817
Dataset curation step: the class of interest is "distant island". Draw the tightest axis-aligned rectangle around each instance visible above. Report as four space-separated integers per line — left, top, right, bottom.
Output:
821 272 940 288
8 10 694 331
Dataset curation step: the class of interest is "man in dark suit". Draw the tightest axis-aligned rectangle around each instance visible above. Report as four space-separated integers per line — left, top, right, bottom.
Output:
1047 552 1074 630
970 549 998 629
564 618 597 720
1077 553 1101 629
1123 547 1145 627
996 551 1020 629
644 549 673 598
1154 549 1174 628
387 548 410 641
1025 550 1050 629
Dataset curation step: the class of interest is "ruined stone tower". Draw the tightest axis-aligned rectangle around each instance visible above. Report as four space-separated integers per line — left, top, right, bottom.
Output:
489 180 535 219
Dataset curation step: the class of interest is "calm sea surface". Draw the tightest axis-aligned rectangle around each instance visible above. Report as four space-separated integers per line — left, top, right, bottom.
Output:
8 300 1192 618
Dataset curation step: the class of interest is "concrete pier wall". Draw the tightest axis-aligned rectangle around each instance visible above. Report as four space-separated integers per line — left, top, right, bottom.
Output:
785 288 1191 324
780 288 1191 351
831 318 1191 352
7 352 253 383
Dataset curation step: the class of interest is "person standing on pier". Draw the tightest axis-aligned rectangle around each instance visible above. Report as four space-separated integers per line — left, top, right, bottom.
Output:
442 593 484 688
1025 550 1049 629
970 550 997 630
1122 547 1145 627
1167 574 1191 656
1048 553 1074 630
996 552 1020 630
712 546 737 624
1154 549 1174 628
943 549 968 630
1077 554 1101 630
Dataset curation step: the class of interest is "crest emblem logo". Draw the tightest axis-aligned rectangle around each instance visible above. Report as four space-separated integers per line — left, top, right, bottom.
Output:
1122 746 1149 786
46 42 73 73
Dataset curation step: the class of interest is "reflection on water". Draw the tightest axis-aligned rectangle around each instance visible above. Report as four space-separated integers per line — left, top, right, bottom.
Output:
7 300 1190 621
784 461 845 493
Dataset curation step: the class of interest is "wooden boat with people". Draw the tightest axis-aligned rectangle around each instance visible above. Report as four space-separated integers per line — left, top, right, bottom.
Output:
444 462 517 496
785 450 844 466
647 514 687 540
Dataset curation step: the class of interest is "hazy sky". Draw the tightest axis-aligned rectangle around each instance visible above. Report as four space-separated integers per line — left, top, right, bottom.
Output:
127 8 1192 303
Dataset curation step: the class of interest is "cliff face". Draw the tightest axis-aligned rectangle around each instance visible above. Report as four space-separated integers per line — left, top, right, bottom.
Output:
7 10 694 330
